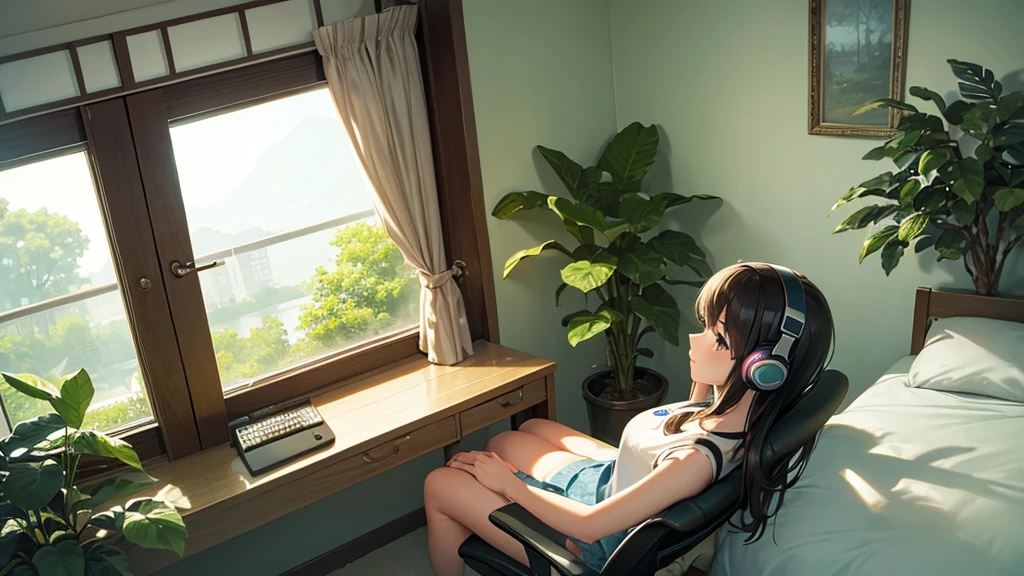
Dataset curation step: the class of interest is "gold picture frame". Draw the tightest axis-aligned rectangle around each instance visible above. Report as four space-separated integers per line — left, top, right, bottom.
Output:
808 0 910 137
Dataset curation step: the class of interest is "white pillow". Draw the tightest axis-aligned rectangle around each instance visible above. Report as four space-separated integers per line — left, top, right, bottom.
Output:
908 316 1024 403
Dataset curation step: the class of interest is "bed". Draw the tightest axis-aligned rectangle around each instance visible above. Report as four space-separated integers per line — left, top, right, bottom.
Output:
710 287 1024 576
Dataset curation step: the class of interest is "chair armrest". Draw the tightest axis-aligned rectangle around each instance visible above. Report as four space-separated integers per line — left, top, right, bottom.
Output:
489 503 599 576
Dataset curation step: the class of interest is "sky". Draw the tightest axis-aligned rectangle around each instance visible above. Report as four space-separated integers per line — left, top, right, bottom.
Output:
169 87 340 209
0 87 341 279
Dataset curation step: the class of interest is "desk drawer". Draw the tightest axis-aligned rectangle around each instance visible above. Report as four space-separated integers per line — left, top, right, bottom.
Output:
460 379 546 436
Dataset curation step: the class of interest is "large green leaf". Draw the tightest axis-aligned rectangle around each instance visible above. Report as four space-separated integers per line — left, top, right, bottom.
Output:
122 499 186 556
649 192 718 212
31 541 84 576
0 523 29 567
880 237 906 276
81 475 157 512
950 199 974 226
87 508 123 532
618 194 664 233
995 92 1024 123
547 197 619 233
960 106 996 139
597 122 659 194
918 148 952 176
935 229 968 251
862 146 887 160
686 258 713 279
537 146 585 199
951 158 985 203
616 244 664 287
833 205 884 234
536 147 603 202
830 187 887 215
909 86 947 115
566 310 619 347
853 98 918 115
647 230 704 265
632 283 680 346
48 370 94 430
992 124 1024 147
899 180 922 207
502 240 572 279
0 374 59 402
0 414 67 459
943 100 973 125
491 191 550 219
6 460 63 510
860 226 898 264
559 261 615 293
994 188 1024 212
72 431 144 472
84 544 130 576
897 212 929 242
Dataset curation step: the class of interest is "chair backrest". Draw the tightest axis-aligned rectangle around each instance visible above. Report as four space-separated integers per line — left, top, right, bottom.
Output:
600 369 849 575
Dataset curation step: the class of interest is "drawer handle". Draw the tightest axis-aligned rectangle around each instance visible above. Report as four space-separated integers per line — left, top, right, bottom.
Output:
362 434 412 464
497 389 524 408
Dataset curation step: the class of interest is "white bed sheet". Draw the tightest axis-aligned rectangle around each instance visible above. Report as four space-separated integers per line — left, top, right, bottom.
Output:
712 356 1024 576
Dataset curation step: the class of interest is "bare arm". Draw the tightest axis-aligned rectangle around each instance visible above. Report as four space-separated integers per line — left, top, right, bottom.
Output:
503 450 714 543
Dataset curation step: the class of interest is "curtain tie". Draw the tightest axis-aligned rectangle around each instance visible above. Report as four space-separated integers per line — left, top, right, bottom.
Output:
419 269 452 289
419 260 465 289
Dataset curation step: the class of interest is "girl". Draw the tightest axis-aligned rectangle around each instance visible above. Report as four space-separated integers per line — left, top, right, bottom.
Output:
424 262 835 574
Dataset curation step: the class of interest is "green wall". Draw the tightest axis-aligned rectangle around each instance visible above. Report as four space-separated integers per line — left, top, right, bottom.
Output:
607 0 1024 404
464 0 620 433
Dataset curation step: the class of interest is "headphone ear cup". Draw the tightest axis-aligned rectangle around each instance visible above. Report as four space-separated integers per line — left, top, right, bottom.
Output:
742 344 789 391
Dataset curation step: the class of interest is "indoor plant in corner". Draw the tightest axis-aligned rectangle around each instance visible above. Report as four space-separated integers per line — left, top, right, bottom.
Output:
0 369 186 575
830 59 1024 296
493 122 718 445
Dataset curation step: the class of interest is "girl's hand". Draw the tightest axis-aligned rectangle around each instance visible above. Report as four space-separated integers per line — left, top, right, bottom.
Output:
447 451 519 496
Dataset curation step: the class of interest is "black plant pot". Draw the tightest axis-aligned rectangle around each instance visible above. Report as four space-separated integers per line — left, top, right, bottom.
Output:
582 367 669 447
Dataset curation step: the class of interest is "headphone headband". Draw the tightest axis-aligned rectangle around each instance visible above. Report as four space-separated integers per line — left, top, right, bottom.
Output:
741 264 808 391
768 264 806 363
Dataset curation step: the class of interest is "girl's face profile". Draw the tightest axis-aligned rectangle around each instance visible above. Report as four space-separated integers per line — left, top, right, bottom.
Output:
688 309 736 387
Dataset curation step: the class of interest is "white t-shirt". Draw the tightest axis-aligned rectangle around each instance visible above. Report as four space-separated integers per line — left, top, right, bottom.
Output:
609 399 745 496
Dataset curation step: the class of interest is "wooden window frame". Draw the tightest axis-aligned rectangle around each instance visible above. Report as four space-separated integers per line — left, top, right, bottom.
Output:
0 0 496 464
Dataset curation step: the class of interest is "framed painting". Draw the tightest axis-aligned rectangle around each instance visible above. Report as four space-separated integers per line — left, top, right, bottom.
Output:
808 0 910 137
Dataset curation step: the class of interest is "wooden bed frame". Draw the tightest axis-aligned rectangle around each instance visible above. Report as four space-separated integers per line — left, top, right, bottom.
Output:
911 286 1024 354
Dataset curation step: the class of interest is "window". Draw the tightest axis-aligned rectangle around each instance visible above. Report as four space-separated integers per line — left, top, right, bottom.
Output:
0 152 154 431
0 3 494 463
168 89 418 391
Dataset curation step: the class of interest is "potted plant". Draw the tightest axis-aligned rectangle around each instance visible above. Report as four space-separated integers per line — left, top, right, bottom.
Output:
829 59 1024 296
492 122 718 445
0 369 186 575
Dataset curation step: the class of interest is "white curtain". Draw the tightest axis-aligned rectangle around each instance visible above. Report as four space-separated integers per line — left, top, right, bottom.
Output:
313 5 473 365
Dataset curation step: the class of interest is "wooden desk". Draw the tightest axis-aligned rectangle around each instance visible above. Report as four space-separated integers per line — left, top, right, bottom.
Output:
127 340 556 574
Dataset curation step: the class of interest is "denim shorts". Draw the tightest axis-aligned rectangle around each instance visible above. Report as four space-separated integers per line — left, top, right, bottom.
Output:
514 458 631 572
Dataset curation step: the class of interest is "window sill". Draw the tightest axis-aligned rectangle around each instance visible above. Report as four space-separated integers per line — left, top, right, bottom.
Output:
121 340 556 574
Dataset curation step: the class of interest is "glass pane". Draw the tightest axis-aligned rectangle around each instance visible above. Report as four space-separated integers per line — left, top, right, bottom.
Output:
0 153 154 431
170 89 419 391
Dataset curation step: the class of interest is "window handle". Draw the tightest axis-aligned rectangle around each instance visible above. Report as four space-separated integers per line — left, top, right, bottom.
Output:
170 260 224 278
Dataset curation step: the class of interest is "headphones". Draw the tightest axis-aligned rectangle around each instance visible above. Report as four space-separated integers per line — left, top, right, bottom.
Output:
740 264 807 392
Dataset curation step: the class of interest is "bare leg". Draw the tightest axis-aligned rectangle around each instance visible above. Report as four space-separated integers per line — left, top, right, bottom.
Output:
424 467 529 576
425 430 594 574
516 418 618 461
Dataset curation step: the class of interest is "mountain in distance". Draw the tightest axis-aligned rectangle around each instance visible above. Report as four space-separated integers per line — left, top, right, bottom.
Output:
186 116 375 237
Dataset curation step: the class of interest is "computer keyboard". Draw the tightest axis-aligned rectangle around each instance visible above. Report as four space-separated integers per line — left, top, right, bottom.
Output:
235 404 324 452
229 398 335 475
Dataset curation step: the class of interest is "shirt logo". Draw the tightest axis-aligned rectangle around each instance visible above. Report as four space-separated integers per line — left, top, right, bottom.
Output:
653 409 669 417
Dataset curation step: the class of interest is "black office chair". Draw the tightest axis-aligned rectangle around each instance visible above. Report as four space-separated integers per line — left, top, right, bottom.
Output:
459 369 849 576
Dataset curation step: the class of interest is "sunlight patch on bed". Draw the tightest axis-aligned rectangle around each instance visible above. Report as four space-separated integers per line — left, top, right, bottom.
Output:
841 468 887 512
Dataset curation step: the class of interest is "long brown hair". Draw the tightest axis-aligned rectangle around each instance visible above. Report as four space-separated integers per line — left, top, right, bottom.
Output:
662 262 834 542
